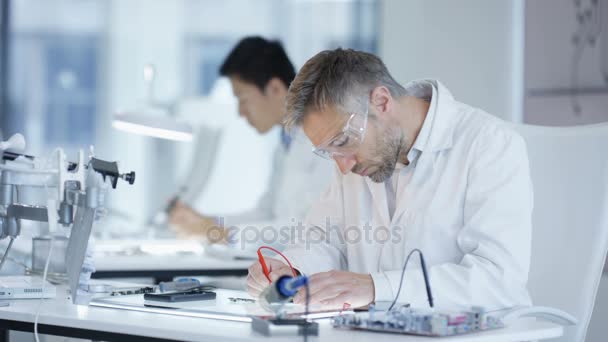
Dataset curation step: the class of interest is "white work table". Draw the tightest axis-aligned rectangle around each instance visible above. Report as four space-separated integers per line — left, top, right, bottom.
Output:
0 286 564 342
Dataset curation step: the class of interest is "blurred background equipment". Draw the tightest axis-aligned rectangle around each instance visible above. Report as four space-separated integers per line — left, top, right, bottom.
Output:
0 133 135 303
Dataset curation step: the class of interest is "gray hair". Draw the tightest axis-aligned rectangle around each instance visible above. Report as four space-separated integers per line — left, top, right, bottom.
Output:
284 48 408 131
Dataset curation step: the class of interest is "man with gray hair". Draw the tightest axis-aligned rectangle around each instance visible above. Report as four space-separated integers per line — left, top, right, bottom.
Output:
247 48 533 311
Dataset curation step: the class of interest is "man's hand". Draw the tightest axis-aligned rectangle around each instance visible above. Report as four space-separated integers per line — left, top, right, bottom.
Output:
293 270 374 310
246 257 294 297
169 201 225 242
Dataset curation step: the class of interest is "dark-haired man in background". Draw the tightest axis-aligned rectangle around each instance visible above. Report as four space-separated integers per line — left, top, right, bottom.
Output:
170 37 333 249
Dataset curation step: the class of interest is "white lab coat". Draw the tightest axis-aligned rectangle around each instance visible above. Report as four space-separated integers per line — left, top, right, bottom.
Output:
283 80 534 310
222 127 334 250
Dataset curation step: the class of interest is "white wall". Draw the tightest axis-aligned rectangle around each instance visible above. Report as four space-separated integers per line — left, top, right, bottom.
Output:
379 0 524 122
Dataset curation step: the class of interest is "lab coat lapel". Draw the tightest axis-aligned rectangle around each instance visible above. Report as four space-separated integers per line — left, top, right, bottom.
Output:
364 177 391 227
391 79 456 222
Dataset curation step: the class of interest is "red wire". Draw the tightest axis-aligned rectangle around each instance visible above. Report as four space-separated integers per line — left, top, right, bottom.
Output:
257 246 298 281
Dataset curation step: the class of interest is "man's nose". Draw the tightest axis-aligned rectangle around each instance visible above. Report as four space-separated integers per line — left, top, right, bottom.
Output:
333 155 357 174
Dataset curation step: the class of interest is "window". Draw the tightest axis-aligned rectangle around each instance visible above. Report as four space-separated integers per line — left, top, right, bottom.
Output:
4 0 106 155
183 0 379 96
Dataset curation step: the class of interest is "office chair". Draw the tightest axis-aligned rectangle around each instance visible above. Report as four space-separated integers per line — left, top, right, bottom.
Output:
512 122 608 342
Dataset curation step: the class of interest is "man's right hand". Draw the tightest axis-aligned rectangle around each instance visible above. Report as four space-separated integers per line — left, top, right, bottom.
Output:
168 201 226 242
246 257 294 297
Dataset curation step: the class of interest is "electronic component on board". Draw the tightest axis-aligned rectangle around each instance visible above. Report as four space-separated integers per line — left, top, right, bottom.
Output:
332 305 503 337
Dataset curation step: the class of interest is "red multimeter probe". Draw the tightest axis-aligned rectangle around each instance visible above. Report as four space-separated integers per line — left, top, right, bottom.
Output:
256 246 298 283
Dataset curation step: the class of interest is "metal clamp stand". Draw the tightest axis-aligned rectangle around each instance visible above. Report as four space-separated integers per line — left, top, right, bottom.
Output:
251 304 319 337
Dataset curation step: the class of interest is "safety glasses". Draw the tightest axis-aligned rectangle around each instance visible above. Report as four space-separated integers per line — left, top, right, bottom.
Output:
312 102 369 160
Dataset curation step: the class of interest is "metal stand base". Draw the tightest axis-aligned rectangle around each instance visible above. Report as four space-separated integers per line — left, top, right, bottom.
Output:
251 317 319 337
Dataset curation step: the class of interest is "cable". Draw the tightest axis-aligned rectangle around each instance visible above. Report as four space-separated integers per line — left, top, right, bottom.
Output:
0 236 15 272
33 148 66 341
255 246 308 341
6 256 28 269
34 236 54 342
571 38 585 115
257 246 298 282
0 183 19 272
571 0 588 115
0 183 20 272
33 153 62 342
303 282 310 342
570 0 604 115
0 256 67 285
387 248 434 311
588 0 602 41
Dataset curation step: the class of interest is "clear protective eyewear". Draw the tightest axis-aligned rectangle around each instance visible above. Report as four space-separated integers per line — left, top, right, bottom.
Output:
312 102 369 160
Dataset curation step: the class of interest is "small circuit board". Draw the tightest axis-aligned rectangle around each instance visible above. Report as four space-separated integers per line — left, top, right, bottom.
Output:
332 305 504 337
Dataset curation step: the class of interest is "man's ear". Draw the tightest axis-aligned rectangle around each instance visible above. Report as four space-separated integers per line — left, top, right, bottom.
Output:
370 86 392 117
264 77 287 97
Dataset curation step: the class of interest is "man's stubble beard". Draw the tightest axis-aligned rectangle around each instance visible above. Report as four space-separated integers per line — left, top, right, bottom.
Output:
368 127 405 183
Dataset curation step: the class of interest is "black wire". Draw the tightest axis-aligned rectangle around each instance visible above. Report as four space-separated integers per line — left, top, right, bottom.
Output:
571 40 585 115
303 282 310 342
0 236 15 272
570 0 604 115
387 248 434 311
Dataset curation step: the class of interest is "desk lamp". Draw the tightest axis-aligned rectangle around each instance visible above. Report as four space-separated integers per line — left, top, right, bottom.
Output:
112 64 193 142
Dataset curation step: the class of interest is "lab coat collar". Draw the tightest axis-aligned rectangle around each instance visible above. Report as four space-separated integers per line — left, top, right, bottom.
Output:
408 79 457 154
363 80 458 226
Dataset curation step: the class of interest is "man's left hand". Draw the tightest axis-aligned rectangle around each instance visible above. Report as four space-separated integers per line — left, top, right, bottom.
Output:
292 270 374 309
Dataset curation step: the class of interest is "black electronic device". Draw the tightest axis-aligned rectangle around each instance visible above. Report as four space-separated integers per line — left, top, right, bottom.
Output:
144 288 216 303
